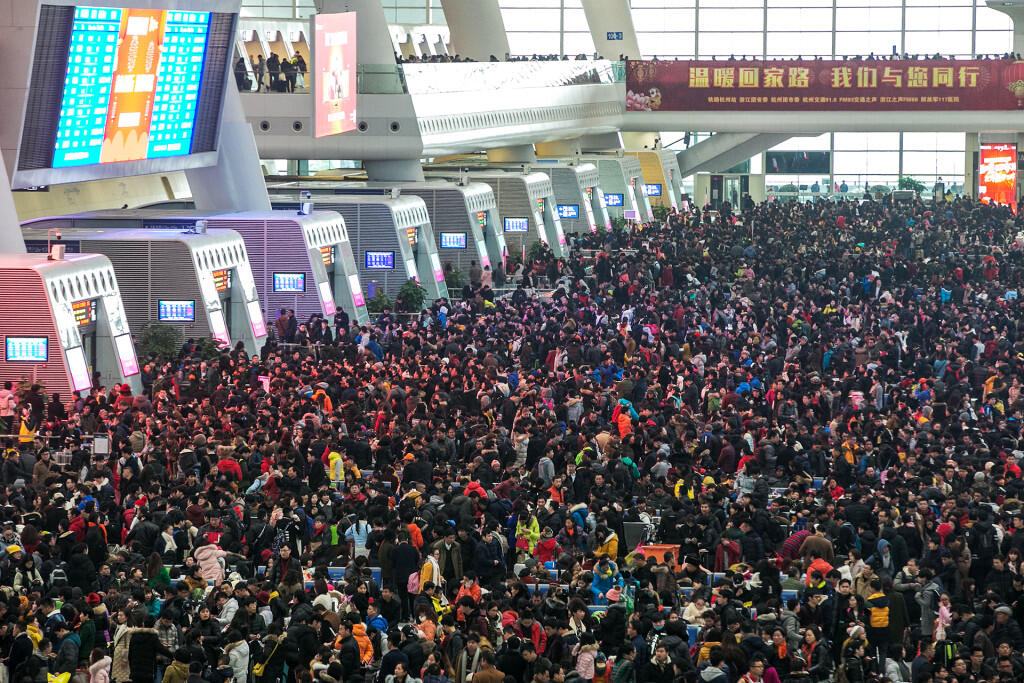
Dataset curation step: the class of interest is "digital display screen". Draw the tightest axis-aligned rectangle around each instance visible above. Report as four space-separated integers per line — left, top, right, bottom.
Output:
317 281 335 316
53 7 213 168
209 309 229 346
979 143 1017 209
66 346 92 391
348 274 365 308
406 225 418 247
604 193 624 207
247 300 267 338
72 299 96 326
504 217 529 233
273 273 306 292
113 334 139 376
365 251 395 269
212 269 231 292
321 245 335 266
313 12 358 138
5 337 48 362
536 198 545 214
557 204 580 219
440 232 467 249
644 184 663 197
585 187 593 201
476 211 487 229
158 300 195 322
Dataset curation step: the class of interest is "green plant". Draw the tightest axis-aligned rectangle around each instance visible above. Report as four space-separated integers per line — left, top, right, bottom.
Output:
778 183 798 193
366 292 393 313
870 185 892 194
138 323 181 360
194 337 223 359
526 240 549 263
444 267 466 291
898 176 926 193
395 278 426 312
652 205 670 221
610 216 628 232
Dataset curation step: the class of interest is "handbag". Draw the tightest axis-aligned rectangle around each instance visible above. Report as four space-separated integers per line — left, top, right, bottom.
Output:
253 636 284 677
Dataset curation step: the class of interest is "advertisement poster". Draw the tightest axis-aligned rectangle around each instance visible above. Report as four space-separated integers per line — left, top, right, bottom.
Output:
626 59 1024 112
979 143 1017 209
313 12 357 138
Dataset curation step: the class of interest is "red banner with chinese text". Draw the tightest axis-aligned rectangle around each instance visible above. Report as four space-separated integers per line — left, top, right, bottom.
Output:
626 59 1024 111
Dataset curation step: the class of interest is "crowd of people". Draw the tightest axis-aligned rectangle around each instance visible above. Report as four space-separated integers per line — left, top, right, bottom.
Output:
2 194 1024 683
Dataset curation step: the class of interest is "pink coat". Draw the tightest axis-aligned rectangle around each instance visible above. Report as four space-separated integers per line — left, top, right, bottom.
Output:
194 544 227 584
90 656 112 683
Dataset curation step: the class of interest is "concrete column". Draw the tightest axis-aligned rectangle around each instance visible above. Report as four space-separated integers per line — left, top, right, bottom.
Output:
965 132 979 199
186 88 272 212
364 159 425 182
487 145 536 163
986 2 1024 54
317 0 399 65
581 0 642 60
0 149 25 253
440 0 510 61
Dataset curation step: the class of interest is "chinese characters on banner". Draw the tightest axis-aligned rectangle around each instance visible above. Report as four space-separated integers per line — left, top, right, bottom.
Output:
979 143 1017 209
626 59 1024 111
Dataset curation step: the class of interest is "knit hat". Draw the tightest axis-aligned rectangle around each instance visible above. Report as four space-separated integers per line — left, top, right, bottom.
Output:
86 593 101 606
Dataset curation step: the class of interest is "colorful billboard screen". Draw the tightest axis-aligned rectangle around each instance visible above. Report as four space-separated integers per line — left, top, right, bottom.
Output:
626 59 1024 111
979 143 1017 209
313 12 357 138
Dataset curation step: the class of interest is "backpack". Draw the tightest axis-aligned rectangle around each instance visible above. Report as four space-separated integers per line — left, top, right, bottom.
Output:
974 525 996 558
407 570 420 594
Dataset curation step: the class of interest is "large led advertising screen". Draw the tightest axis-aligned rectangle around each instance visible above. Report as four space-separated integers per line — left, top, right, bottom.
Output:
979 143 1017 209
313 12 357 138
14 3 237 187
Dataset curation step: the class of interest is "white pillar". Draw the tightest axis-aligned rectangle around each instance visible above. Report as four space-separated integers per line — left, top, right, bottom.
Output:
186 88 271 212
440 0 510 61
317 0 400 65
0 149 25 253
986 2 1024 54
581 0 642 60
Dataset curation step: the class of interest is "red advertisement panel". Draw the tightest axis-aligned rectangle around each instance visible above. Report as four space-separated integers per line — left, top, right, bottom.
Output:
313 12 357 138
979 143 1017 209
626 59 1024 111
100 9 167 162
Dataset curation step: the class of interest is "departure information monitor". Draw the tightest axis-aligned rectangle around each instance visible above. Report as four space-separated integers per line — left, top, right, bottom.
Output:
14 3 236 187
54 8 212 167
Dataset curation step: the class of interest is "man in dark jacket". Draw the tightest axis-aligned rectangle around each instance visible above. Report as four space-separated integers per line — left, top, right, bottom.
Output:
286 615 320 674
128 617 174 683
474 527 505 589
267 544 303 587
336 619 363 683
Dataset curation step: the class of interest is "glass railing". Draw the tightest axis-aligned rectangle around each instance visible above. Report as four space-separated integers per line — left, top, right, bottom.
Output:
237 60 622 95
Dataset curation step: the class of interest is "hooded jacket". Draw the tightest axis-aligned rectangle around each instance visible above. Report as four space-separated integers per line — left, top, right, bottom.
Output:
699 665 728 683
161 660 190 683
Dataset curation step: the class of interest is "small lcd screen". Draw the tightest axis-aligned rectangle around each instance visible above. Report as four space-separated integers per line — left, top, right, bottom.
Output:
440 232 467 249
273 273 306 292
504 217 529 233
644 184 663 197
604 193 624 207
212 269 232 292
365 251 395 269
157 300 195 322
557 205 580 219
5 336 48 362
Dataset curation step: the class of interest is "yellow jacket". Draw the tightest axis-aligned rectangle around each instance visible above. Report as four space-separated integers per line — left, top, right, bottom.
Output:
596 532 619 560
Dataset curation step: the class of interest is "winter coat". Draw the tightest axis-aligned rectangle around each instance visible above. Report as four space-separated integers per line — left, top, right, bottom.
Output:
111 626 136 682
194 544 228 584
254 634 287 683
90 656 112 683
55 632 81 674
128 628 172 682
162 660 190 683
226 639 250 683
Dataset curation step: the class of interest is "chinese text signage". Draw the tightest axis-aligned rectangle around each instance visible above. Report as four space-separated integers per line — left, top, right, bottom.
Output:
626 59 1024 111
979 143 1017 209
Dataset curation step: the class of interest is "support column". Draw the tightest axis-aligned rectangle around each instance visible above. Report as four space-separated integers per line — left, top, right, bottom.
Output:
581 0 642 60
965 132 979 199
186 88 272 212
986 2 1024 54
364 159 425 182
440 0 510 61
317 0 400 64
0 149 25 253
487 145 536 163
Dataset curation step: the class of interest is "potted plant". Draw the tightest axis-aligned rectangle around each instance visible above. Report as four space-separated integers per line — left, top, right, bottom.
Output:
396 278 426 313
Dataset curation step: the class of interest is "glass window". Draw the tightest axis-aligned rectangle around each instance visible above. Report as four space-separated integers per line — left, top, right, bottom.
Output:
766 31 833 56
563 8 591 31
834 132 901 150
903 30 972 54
833 150 900 175
767 7 833 32
699 9 765 32
633 8 697 32
638 33 696 57
976 8 1013 31
903 150 965 176
563 33 596 54
698 32 763 58
903 132 966 150
507 32 559 55
834 32 902 56
904 7 974 31
502 8 561 31
771 134 832 151
835 7 902 32
974 30 1013 54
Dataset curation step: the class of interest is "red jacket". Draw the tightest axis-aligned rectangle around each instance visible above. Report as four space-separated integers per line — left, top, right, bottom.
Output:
514 619 546 653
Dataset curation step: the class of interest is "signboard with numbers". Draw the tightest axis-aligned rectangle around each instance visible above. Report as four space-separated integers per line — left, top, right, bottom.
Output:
626 59 1023 111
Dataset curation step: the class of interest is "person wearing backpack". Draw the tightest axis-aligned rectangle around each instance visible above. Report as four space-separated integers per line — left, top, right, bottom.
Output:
968 510 998 583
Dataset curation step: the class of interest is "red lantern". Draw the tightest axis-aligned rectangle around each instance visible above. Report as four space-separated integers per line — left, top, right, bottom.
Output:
1004 61 1024 108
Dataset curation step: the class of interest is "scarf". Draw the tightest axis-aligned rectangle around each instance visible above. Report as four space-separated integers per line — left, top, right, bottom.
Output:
161 530 177 553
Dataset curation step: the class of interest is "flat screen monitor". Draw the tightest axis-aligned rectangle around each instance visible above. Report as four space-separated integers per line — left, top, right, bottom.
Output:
313 12 358 138
65 346 92 391
365 251 395 269
604 193 624 207
557 204 580 219
113 334 140 376
504 217 529 233
273 273 306 292
5 336 48 362
440 232 467 249
644 184 663 197
14 4 238 187
157 300 195 322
